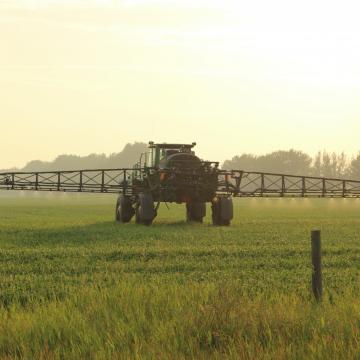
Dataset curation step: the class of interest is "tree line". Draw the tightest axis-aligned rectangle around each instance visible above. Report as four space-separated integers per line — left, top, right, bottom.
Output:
3 144 360 180
2 142 148 172
222 150 360 179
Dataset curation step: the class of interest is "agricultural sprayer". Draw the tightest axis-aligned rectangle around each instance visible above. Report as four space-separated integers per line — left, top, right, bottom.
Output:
2 142 360 226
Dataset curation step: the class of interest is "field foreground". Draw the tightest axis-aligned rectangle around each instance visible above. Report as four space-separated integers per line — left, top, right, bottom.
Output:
0 193 359 359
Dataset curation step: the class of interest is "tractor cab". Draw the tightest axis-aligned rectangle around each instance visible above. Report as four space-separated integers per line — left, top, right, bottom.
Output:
148 142 196 168
131 142 197 179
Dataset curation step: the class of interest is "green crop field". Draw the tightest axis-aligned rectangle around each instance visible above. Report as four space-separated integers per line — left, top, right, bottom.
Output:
0 192 359 359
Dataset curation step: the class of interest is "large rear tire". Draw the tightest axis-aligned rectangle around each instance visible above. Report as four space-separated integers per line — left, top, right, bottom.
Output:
186 202 206 223
115 195 135 223
135 193 155 226
211 197 233 226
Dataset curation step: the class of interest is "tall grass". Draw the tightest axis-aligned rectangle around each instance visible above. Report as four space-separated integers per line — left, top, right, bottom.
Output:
1 281 359 359
0 193 359 358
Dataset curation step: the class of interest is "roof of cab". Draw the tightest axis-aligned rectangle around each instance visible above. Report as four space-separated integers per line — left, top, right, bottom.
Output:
148 142 196 149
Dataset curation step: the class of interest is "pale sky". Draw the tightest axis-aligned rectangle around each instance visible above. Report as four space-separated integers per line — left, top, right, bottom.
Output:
1 0 360 169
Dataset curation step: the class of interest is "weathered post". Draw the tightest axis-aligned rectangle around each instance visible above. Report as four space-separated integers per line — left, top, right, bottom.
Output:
311 230 322 301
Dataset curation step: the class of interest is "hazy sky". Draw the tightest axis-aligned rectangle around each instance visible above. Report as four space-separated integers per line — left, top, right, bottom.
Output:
1 0 360 168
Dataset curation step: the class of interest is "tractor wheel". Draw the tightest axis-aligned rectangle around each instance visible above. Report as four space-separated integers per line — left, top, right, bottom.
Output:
135 193 155 226
115 195 135 223
211 201 221 225
211 197 233 226
186 202 206 223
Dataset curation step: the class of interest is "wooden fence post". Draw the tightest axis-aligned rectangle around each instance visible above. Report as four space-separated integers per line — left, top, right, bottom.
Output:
311 230 322 301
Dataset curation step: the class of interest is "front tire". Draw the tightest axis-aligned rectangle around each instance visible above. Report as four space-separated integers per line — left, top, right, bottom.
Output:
115 195 134 223
186 202 206 223
135 193 155 226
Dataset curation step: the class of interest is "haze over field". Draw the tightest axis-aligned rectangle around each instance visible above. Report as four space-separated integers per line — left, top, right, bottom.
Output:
1 0 360 169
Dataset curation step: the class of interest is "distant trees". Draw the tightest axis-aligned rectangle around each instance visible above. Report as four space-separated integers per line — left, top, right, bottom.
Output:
223 149 313 175
20 142 148 172
222 154 259 172
349 153 360 180
257 150 313 175
311 151 348 178
222 149 359 179
4 143 360 181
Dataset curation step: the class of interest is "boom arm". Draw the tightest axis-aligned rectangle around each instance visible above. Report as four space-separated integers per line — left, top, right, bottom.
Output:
1 168 360 198
0 169 135 194
219 171 360 198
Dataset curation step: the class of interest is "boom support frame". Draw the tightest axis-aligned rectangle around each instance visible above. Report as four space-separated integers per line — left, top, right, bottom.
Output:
218 171 360 198
1 169 360 198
